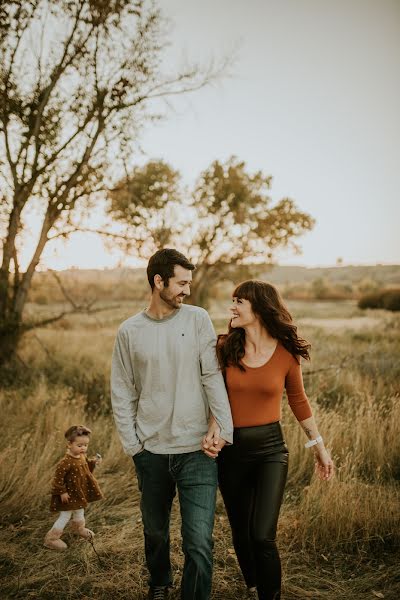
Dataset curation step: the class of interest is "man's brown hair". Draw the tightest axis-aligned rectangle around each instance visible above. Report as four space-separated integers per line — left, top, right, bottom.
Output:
147 248 194 290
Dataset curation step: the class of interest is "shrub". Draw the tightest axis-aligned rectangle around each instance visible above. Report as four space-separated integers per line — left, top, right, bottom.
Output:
382 290 400 311
358 288 400 311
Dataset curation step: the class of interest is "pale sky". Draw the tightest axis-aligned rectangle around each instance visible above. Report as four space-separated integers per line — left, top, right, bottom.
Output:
38 0 400 269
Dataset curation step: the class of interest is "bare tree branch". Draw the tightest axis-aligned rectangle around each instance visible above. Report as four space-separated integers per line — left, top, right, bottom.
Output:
23 302 121 333
30 8 95 178
48 226 134 241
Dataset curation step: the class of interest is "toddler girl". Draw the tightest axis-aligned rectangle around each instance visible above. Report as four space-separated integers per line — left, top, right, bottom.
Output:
44 425 103 551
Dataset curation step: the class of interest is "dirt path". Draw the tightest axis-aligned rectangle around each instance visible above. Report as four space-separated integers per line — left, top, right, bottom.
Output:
300 316 382 331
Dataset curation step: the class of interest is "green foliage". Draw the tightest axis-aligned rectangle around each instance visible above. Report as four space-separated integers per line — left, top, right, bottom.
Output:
358 288 400 311
110 161 181 219
109 156 315 306
109 161 182 254
191 157 314 260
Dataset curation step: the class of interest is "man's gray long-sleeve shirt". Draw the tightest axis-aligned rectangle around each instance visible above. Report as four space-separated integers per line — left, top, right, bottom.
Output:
111 304 233 456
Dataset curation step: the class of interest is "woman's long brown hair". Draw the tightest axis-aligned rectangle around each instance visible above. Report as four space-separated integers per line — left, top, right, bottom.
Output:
217 280 310 371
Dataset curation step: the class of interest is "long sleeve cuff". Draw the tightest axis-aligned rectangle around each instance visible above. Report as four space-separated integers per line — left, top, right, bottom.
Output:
126 442 144 457
219 427 233 444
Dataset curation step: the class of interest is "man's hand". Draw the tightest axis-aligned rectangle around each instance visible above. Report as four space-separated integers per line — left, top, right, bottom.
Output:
202 437 227 458
202 416 226 458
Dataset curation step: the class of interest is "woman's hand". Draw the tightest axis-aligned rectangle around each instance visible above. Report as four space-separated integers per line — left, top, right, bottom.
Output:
314 447 334 481
299 416 334 481
202 415 226 458
60 492 70 503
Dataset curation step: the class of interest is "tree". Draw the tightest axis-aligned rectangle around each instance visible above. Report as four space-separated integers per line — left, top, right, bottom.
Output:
109 156 315 306
0 0 224 363
108 160 182 255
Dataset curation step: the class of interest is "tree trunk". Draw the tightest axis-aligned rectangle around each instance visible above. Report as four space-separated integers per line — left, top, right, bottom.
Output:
0 207 54 366
13 226 51 318
0 316 22 366
189 265 215 308
0 203 20 320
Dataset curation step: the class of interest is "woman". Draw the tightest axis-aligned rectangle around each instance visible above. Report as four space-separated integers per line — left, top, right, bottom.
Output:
204 280 334 600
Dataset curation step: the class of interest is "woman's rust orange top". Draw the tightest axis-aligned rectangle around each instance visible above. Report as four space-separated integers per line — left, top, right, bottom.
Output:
225 342 312 427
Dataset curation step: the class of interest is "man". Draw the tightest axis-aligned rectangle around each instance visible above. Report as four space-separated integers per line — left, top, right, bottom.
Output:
111 248 233 600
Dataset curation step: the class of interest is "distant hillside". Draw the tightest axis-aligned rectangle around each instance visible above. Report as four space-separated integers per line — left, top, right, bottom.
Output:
28 264 400 304
259 264 400 285
256 264 400 301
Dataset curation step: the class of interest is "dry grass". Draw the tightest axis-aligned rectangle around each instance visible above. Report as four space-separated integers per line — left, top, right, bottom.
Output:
1 300 399 599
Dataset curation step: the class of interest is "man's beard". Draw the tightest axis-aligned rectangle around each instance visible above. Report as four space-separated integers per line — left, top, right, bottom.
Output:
159 288 185 309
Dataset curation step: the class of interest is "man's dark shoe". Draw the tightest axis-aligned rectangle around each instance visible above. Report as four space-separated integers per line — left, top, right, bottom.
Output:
147 586 169 600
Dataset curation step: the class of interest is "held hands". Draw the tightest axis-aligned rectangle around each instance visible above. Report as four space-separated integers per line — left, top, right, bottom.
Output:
60 492 70 503
314 447 334 481
202 416 226 459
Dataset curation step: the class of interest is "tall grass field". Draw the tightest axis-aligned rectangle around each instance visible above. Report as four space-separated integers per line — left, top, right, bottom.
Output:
1 298 399 599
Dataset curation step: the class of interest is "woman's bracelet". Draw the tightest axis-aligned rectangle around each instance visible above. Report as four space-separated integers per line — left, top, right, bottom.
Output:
304 435 323 448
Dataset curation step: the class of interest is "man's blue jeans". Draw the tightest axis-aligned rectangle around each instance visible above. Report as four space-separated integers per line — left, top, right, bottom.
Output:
133 449 217 600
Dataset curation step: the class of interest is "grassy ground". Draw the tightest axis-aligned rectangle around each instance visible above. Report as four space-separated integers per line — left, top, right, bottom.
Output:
0 300 399 599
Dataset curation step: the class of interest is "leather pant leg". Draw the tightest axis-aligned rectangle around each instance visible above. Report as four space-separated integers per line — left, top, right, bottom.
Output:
218 422 288 600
